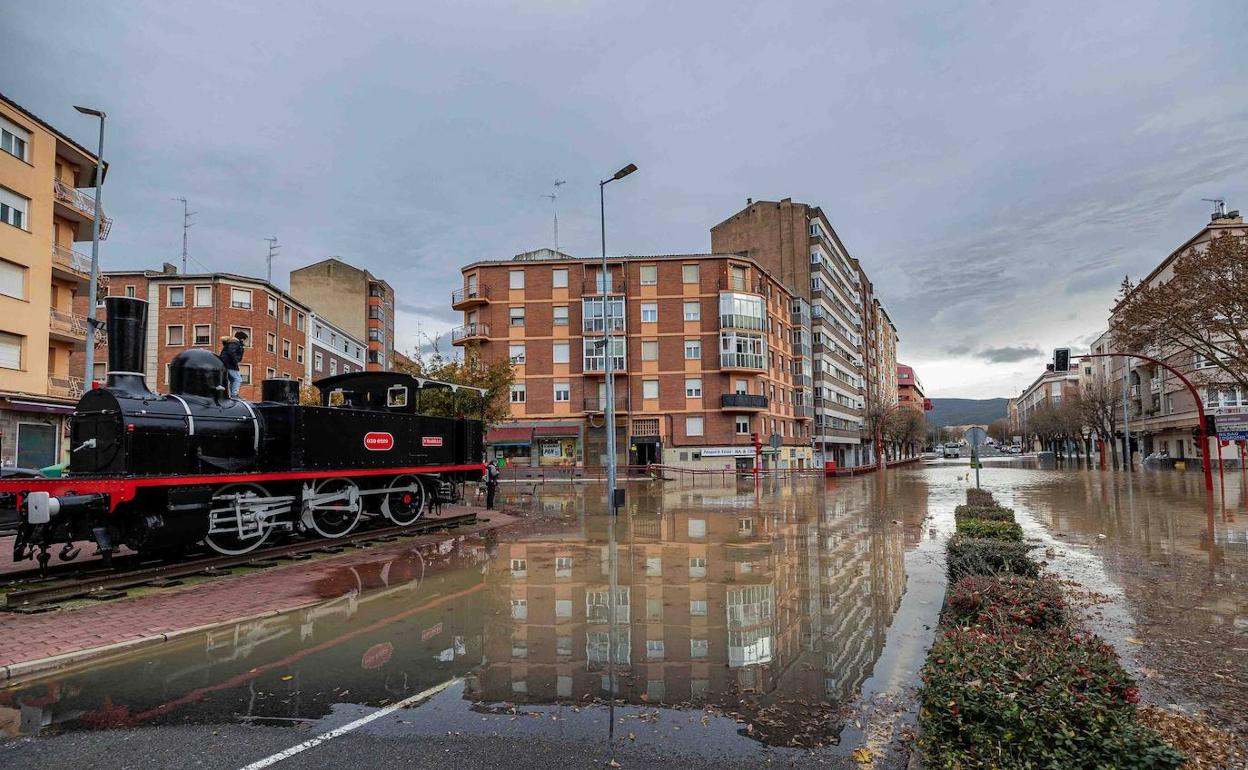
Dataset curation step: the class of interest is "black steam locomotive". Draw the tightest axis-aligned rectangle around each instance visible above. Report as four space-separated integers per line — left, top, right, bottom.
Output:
0 296 485 568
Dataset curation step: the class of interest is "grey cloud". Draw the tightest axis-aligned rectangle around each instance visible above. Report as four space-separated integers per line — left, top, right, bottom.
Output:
979 346 1044 363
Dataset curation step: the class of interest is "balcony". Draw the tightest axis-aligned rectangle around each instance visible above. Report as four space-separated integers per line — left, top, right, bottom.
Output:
451 284 490 310
52 179 112 240
51 244 91 284
719 313 765 332
47 374 84 399
794 404 815 420
583 355 627 375
720 352 765 371
720 393 768 411
792 373 813 388
48 307 88 342
583 393 629 413
1150 378 1163 394
718 276 764 294
791 342 811 358
451 322 490 345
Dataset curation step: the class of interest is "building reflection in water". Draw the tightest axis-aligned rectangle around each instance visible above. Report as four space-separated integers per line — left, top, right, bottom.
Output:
468 479 911 747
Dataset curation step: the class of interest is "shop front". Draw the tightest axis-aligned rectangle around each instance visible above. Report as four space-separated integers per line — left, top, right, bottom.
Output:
484 426 533 466
533 424 581 467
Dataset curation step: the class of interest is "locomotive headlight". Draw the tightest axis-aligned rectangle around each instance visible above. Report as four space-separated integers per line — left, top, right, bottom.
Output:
26 491 60 524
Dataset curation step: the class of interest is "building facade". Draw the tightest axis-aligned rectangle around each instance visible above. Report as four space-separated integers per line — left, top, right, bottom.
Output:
74 268 323 402
710 198 900 467
896 363 925 412
452 250 815 471
1013 365 1084 451
307 312 367 382
0 92 106 468
289 258 395 371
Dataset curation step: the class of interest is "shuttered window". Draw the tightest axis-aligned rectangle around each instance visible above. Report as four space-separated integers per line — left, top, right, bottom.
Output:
0 258 24 299
0 331 22 369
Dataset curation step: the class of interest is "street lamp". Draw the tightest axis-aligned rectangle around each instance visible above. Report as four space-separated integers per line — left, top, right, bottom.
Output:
599 162 636 516
74 105 106 386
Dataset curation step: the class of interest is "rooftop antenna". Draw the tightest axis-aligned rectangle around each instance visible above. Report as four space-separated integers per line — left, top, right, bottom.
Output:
265 236 280 284
1202 197 1227 219
542 179 566 252
172 197 196 274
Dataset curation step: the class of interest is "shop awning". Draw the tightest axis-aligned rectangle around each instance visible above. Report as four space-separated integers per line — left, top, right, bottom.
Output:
4 399 75 415
533 425 580 438
486 426 534 446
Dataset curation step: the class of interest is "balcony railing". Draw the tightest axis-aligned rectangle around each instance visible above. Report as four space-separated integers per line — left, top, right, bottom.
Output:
451 284 490 306
720 393 768 410
583 316 626 334
47 374 85 399
53 179 112 238
719 313 766 331
720 352 765 370
49 307 89 339
583 355 626 373
451 322 490 343
583 393 629 412
51 244 91 278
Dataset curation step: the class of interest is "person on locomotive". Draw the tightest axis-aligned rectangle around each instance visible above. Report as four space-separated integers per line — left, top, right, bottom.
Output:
218 331 248 397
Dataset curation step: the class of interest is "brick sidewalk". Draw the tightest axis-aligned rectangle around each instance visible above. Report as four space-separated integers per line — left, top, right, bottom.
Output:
0 507 516 677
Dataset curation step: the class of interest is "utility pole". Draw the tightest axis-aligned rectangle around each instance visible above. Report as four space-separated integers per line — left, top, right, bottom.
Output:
172 197 195 274
1122 356 1132 473
542 180 566 252
74 105 106 385
265 236 280 284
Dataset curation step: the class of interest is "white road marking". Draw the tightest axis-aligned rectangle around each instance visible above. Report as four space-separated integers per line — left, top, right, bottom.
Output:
236 677 461 770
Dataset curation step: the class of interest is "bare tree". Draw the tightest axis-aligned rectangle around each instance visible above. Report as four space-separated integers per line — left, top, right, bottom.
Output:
987 418 1011 445
1079 379 1121 468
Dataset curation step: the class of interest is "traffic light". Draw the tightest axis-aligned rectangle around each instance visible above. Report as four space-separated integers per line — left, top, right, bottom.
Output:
1053 348 1071 373
1193 415 1217 437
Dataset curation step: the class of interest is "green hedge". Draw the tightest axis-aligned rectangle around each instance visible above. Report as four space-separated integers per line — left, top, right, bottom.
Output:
954 504 1016 523
919 628 1184 769
956 518 1024 541
945 575 1067 631
947 535 1038 580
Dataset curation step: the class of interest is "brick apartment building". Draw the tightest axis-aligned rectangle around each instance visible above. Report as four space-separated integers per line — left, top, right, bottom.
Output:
710 198 900 467
896 363 925 412
290 258 395 371
452 249 815 471
0 92 106 468
74 268 360 401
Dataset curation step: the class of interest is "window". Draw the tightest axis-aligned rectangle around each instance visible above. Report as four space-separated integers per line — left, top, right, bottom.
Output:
510 558 527 576
689 556 706 578
554 382 570 402
557 636 573 656
682 264 699 284
582 297 625 333
646 640 665 660
686 415 704 436
329 359 337 375
555 600 573 618
736 416 750 434
683 301 700 321
266 367 276 379
266 332 277 353
314 351 323 371
641 340 658 361
193 324 211 345
509 270 525 289
0 258 25 299
684 339 701 359
555 556 573 576
552 268 568 288
282 339 291 359
642 379 659 399
166 325 185 346
641 303 657 322
0 186 29 230
283 305 292 324
646 557 662 576
688 519 706 537
691 639 709 658
296 345 304 364
231 288 253 309
511 639 527 659
690 600 707 616
267 296 277 316
168 286 185 307
639 265 657 285
296 312 305 331
0 331 22 369
510 383 526 403
0 116 30 162
553 341 570 364
685 378 702 398
510 307 525 326
553 305 569 325
509 344 526 365
511 599 528 620
239 364 252 384
194 286 212 307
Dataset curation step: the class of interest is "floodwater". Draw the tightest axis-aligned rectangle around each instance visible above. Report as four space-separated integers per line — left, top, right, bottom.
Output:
1 461 1244 761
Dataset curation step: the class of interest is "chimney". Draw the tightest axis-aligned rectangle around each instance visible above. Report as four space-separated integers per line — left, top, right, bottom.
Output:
104 296 154 395
747 197 752 206
162 262 178 274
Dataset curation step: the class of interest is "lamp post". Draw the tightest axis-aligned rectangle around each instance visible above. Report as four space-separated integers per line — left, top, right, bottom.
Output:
74 105 106 385
598 162 637 516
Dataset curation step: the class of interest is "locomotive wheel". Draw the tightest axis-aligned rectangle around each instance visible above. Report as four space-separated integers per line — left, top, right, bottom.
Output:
380 475 426 526
303 477 362 538
207 483 275 556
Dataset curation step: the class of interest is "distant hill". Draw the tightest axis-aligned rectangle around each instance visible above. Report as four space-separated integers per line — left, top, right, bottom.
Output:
926 398 1008 427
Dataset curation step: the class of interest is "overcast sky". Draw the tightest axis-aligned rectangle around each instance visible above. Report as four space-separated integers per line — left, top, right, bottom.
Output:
6 1 1247 398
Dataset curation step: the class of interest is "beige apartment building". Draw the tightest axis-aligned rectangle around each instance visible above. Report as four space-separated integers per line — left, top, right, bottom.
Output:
1012 364 1084 451
711 198 899 467
290 257 395 371
0 92 107 469
452 249 815 471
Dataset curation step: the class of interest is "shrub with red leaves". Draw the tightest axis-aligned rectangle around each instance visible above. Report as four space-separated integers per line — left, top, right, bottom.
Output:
945 575 1067 631
965 488 996 507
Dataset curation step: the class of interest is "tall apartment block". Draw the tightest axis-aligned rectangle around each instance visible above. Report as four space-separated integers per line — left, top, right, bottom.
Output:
0 93 108 469
711 198 900 468
72 268 364 402
451 249 815 471
896 363 926 412
290 258 395 371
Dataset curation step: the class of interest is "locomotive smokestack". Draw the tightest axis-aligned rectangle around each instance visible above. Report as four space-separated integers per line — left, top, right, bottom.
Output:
104 296 153 395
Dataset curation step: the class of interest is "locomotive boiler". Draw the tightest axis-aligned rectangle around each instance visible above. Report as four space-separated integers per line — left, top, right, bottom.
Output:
0 296 486 569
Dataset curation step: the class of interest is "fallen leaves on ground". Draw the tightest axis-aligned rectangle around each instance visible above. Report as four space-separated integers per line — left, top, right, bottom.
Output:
1137 706 1245 770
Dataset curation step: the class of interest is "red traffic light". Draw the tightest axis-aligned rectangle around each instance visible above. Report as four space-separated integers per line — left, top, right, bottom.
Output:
922 398 934 411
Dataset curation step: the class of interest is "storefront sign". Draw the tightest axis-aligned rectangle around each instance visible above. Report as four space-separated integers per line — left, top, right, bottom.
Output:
700 447 757 457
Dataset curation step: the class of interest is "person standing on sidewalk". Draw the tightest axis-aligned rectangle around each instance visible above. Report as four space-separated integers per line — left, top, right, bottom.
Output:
219 331 248 398
485 459 500 510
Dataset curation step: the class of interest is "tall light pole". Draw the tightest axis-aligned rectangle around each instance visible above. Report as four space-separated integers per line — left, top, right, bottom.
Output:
75 105 106 385
599 162 636 516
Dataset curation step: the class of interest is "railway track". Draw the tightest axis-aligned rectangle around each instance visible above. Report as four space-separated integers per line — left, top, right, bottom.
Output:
3 510 479 611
